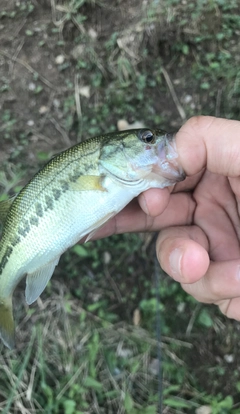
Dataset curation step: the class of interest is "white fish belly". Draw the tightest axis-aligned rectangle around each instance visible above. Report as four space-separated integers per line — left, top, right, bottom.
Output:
14 177 145 275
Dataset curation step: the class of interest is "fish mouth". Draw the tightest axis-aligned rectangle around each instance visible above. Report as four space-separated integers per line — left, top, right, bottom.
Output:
154 133 186 183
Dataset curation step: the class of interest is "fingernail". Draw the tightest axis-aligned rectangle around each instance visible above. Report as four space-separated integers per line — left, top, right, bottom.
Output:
169 248 183 279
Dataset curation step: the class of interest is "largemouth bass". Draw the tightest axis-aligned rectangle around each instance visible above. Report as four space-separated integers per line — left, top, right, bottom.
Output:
0 129 185 349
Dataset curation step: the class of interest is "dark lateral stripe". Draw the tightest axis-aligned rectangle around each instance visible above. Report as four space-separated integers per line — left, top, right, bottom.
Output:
11 235 21 247
18 222 31 237
45 195 54 210
30 215 39 226
35 202 44 217
52 188 61 200
0 245 13 275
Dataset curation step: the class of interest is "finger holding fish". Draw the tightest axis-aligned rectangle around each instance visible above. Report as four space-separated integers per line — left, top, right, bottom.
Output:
89 191 195 241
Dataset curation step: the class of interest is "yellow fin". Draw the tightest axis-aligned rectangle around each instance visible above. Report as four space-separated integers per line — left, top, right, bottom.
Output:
69 175 106 192
0 296 15 349
0 196 16 225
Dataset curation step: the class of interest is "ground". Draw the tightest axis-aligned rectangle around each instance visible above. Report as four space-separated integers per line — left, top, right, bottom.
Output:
0 1 240 413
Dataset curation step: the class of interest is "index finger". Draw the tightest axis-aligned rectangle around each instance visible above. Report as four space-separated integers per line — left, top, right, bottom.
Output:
176 116 240 177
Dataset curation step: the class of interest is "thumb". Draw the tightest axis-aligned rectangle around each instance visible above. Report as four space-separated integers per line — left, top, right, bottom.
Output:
156 225 209 284
176 116 240 177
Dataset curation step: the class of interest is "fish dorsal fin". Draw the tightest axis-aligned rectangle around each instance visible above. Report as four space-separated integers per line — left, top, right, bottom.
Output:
69 175 106 192
0 196 16 225
25 257 60 305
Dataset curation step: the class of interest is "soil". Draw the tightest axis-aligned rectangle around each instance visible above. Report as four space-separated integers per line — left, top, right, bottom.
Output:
1 0 240 410
0 0 192 171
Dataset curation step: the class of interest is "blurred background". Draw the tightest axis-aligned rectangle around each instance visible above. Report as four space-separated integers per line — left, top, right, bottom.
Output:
0 0 240 413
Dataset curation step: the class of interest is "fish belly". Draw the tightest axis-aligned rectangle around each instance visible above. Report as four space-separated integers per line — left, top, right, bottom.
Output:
9 177 143 277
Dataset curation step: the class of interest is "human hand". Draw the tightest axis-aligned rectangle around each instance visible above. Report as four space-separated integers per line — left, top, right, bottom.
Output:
94 116 240 320
156 116 240 320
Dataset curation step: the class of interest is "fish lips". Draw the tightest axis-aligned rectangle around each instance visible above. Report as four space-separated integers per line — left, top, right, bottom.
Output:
154 133 186 183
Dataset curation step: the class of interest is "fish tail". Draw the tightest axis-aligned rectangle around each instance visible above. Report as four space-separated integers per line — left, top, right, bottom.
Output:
0 296 15 349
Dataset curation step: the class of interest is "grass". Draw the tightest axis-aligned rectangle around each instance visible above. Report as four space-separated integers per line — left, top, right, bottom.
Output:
0 282 189 413
0 0 240 412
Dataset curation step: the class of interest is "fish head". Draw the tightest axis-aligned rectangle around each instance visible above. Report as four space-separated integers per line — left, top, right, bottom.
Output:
99 128 185 188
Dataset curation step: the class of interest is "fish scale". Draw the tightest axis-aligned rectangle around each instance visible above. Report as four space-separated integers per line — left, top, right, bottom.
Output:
0 128 185 348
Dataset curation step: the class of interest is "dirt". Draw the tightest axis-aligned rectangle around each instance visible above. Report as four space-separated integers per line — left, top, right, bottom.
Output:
1 0 240 410
0 1 188 170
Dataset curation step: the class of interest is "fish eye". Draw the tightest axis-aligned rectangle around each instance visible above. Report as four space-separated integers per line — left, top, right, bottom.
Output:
140 130 155 144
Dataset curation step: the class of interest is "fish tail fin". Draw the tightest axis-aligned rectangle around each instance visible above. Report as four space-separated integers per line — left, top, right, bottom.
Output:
0 296 15 349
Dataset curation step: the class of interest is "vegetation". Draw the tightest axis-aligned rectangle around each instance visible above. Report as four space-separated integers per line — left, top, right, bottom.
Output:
0 0 240 412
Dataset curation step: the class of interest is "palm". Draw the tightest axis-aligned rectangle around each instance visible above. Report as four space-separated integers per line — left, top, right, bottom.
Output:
169 171 240 318
189 171 240 262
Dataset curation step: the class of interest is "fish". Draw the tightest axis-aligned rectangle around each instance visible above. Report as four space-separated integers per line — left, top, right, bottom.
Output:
0 128 185 349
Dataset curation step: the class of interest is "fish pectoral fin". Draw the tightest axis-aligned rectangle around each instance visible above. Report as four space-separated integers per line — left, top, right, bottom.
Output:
0 196 16 226
69 175 107 192
85 211 116 242
0 296 15 349
25 257 60 305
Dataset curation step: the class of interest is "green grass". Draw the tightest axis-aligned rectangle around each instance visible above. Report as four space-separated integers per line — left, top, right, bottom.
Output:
1 0 240 412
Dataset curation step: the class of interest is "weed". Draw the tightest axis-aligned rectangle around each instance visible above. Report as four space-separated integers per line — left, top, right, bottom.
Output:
1 0 240 412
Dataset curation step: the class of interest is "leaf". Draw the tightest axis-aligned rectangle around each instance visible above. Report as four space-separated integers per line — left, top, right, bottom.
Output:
37 151 50 161
124 392 134 413
63 399 76 414
163 385 181 395
25 29 33 36
198 308 213 327
72 244 89 258
164 397 193 408
84 376 103 391
200 82 210 90
34 85 43 94
143 406 157 414
236 381 240 392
